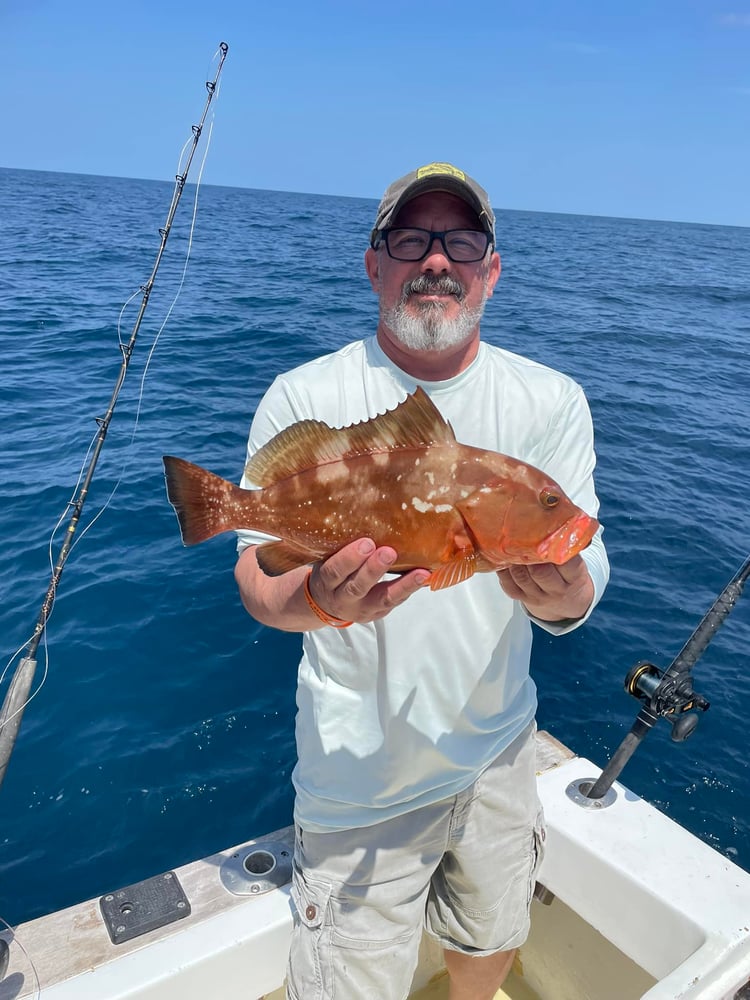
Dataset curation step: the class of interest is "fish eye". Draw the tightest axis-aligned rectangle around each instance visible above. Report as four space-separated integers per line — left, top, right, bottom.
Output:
540 489 560 508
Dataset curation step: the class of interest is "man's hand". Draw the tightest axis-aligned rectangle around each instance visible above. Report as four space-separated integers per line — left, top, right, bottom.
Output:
309 538 430 624
235 537 429 632
496 555 594 623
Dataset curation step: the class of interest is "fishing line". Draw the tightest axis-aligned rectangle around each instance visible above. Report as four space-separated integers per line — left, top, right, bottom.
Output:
0 122 216 752
0 43 230 794
77 54 222 548
107 65 221 489
130 112 217 430
65 109 218 554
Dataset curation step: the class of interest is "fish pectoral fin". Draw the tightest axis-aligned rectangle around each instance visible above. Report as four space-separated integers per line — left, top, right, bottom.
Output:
429 550 478 591
255 540 316 577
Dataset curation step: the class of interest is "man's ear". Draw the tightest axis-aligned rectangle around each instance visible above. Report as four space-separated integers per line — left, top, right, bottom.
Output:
365 247 381 292
486 252 501 298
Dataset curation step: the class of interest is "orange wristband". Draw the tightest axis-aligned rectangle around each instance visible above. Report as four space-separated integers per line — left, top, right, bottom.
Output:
303 570 353 628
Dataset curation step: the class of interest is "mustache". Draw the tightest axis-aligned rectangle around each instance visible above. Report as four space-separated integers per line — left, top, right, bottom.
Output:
401 275 465 301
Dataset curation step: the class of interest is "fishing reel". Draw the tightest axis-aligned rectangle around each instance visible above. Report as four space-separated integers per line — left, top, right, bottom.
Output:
624 660 710 742
583 555 748 801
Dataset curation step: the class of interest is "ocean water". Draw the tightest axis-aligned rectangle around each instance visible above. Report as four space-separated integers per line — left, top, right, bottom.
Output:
0 166 749 928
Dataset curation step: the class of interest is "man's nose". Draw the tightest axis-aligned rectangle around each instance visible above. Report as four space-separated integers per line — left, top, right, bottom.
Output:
420 235 451 271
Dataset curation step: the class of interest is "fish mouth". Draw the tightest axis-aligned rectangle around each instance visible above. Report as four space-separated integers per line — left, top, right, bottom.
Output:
536 512 599 564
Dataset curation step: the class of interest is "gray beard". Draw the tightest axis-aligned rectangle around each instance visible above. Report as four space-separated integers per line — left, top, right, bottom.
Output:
381 275 487 352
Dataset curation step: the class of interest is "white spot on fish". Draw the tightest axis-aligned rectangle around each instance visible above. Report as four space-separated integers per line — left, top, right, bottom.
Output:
425 472 435 485
410 496 451 515
316 465 345 487
401 502 407 510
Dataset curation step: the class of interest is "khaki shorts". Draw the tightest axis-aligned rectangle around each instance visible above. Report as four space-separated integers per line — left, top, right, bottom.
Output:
286 723 545 1000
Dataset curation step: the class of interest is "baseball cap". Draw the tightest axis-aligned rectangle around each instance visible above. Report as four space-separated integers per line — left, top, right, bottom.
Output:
370 162 495 247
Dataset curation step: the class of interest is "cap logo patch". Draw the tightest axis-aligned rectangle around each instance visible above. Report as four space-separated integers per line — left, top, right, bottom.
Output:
416 162 466 181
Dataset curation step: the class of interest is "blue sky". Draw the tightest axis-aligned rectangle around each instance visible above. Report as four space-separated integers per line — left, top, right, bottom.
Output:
2 0 749 226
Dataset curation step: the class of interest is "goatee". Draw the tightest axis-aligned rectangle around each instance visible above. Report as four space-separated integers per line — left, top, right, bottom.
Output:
382 275 487 352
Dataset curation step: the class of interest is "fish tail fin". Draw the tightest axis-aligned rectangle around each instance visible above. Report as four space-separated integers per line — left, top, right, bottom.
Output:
163 456 253 545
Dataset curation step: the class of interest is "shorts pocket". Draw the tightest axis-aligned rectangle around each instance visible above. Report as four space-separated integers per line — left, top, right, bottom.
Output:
287 863 333 1000
288 860 421 998
528 809 547 908
328 892 419 952
291 862 332 929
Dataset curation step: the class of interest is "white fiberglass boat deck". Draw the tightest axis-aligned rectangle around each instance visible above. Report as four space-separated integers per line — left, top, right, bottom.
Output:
2 731 749 1000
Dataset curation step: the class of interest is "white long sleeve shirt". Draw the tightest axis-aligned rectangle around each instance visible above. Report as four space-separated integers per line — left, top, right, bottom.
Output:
237 336 609 831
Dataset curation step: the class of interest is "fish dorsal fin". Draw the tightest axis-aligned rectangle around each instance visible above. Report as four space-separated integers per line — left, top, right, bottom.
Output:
245 387 456 487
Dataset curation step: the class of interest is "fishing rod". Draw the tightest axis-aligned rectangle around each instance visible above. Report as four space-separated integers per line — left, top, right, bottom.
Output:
584 551 750 801
0 42 230 792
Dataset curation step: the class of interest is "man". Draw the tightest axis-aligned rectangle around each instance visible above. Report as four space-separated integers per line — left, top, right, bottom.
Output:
235 162 609 999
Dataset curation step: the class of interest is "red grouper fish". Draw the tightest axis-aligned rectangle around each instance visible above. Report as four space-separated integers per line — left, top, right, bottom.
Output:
163 387 599 591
